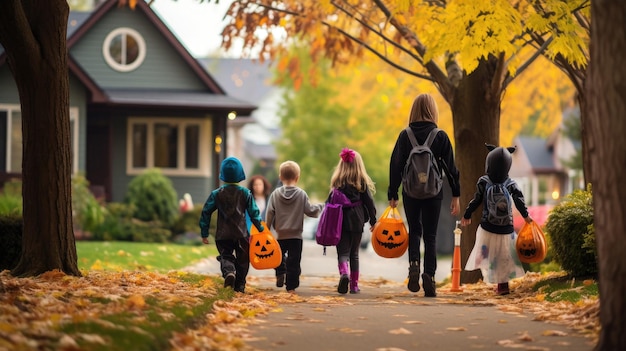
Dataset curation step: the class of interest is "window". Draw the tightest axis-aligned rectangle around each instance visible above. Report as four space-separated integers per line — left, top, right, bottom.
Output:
1 105 79 174
102 27 146 72
127 118 210 176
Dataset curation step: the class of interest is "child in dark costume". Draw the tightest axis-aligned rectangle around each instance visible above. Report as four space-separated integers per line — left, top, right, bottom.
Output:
461 145 533 295
199 157 264 293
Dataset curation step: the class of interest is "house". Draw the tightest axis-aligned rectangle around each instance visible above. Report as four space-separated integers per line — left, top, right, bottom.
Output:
200 58 282 183
509 125 582 229
0 0 256 204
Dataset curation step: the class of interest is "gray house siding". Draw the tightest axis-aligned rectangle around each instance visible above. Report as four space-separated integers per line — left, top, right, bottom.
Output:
69 7 206 91
0 67 19 103
108 115 214 204
69 75 87 172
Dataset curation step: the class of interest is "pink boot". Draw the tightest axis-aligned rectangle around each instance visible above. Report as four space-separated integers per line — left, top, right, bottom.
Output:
338 262 349 294
350 271 360 294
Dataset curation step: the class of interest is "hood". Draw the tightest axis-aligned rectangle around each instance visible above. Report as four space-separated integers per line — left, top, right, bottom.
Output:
219 157 246 183
275 186 300 204
485 144 516 183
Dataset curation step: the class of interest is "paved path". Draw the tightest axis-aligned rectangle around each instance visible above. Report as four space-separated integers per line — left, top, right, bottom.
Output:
185 240 596 351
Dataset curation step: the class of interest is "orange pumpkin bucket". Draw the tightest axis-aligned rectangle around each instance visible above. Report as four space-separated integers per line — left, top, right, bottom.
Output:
516 220 547 263
249 221 282 269
371 206 409 258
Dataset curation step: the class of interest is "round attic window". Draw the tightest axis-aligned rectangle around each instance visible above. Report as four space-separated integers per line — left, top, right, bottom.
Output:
102 27 146 72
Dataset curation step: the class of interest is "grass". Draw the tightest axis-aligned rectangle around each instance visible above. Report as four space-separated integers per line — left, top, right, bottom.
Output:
60 274 233 351
66 241 228 350
533 275 599 302
76 241 218 272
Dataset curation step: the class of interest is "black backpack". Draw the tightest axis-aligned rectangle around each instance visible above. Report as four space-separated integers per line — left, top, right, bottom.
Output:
402 127 443 199
482 176 514 226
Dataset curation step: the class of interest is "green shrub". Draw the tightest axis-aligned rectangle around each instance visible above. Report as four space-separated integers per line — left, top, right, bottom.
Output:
91 203 136 241
125 169 179 227
171 207 203 235
0 193 22 216
91 202 171 243
544 187 597 277
72 175 107 233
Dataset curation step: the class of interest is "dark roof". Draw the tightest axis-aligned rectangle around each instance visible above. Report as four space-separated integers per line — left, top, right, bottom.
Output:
199 58 274 105
104 89 255 111
517 136 555 170
3 0 256 115
67 12 91 37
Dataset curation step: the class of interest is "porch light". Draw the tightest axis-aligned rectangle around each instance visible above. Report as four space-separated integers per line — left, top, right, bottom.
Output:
551 190 560 200
215 135 222 153
228 111 237 120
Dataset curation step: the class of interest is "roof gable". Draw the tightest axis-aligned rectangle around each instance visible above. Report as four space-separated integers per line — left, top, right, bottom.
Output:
67 0 225 93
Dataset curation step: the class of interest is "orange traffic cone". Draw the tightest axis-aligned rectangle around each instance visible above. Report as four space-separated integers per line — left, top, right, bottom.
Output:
450 220 463 292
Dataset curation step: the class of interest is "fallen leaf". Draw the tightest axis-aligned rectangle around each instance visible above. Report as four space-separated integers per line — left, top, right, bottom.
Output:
389 328 412 334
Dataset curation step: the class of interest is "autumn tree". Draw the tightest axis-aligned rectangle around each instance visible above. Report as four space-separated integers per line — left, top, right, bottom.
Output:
586 1 626 349
275 46 573 203
0 0 81 276
214 0 587 282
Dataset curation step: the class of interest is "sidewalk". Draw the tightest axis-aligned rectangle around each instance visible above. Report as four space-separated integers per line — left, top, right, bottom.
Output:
185 241 596 351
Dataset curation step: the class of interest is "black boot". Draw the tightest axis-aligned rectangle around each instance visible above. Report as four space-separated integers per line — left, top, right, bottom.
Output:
407 261 420 293
422 273 437 297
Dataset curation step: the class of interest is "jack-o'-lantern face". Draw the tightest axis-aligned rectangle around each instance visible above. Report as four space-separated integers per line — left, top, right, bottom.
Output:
252 238 277 259
517 240 537 259
372 224 408 258
249 229 282 270
375 229 405 250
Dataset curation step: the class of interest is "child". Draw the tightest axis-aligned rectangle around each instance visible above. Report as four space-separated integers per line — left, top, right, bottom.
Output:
461 144 533 295
328 148 377 294
199 157 264 293
265 161 323 293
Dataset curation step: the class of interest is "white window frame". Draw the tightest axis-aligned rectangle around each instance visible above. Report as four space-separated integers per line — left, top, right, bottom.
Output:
126 117 211 177
1 104 79 174
102 27 146 72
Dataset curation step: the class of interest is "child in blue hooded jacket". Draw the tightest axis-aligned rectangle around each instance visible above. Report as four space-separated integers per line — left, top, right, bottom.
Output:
199 157 264 293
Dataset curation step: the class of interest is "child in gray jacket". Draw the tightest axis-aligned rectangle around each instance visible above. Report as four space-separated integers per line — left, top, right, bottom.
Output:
265 160 323 293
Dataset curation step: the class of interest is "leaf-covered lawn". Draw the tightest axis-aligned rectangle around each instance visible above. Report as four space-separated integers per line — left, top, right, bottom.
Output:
76 241 217 272
0 242 600 351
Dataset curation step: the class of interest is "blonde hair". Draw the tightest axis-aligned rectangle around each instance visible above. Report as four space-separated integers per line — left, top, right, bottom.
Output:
330 149 376 194
279 160 300 182
409 93 439 124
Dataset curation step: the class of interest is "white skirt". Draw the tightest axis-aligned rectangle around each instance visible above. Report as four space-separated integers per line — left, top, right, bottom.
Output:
465 226 526 284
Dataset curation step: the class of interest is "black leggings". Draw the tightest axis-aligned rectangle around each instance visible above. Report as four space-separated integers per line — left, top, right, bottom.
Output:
402 196 442 277
337 229 363 273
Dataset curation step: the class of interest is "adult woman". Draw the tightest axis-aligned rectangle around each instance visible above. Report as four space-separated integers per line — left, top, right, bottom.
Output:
388 93 461 297
247 174 272 219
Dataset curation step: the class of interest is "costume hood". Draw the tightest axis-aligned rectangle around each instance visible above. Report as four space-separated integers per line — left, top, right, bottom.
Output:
219 157 246 183
485 144 516 183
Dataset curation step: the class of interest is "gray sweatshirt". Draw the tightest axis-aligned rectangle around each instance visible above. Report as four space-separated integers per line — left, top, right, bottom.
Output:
265 185 323 240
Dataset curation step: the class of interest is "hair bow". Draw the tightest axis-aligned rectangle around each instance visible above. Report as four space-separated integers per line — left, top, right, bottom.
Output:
340 148 356 163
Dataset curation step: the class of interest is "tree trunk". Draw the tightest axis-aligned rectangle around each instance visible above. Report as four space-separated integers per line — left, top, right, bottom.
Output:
0 0 81 277
587 1 626 349
449 59 502 284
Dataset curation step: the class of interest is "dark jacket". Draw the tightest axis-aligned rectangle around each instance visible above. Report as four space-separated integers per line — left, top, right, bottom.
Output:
327 184 377 232
388 121 460 201
199 184 263 240
463 176 529 234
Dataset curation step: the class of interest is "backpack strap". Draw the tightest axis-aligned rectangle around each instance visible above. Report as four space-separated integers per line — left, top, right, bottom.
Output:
405 127 440 147
424 128 441 147
405 127 418 147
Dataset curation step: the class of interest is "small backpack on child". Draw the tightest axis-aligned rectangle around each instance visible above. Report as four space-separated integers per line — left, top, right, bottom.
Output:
482 175 514 226
402 127 443 199
316 188 362 255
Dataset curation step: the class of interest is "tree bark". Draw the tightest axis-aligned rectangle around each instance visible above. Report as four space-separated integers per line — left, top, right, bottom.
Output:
587 1 626 349
0 0 81 277
449 59 502 284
